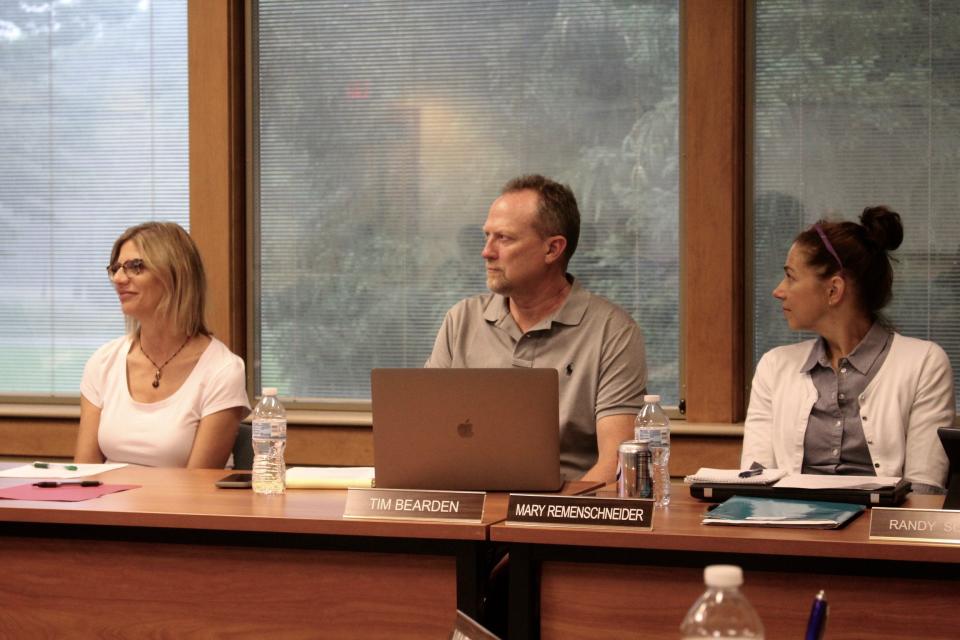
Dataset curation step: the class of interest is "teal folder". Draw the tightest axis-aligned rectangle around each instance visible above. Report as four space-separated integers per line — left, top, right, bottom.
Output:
702 495 865 529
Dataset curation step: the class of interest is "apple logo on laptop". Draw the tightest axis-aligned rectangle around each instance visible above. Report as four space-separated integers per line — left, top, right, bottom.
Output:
457 419 474 438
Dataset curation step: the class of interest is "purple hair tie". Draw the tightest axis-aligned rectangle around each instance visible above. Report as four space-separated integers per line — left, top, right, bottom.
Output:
813 223 843 270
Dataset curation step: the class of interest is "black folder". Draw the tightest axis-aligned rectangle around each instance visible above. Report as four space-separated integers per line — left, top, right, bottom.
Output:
689 478 911 507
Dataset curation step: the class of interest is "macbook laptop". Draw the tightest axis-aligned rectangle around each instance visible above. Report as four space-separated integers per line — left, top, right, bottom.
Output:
371 368 563 492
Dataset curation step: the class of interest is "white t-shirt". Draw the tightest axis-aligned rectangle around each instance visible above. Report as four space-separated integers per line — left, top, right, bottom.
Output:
80 335 250 467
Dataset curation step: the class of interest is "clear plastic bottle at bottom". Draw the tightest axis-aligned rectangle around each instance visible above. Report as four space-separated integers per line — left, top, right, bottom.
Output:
680 565 764 639
251 387 287 495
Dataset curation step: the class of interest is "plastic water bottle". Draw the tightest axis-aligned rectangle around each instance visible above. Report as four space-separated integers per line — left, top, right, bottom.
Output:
252 387 286 495
634 394 670 507
680 565 765 639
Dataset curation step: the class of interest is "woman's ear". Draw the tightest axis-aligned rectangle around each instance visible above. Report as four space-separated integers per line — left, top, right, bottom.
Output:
827 274 846 306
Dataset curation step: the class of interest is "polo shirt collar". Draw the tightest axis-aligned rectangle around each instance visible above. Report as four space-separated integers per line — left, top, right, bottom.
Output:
481 275 589 330
551 277 589 327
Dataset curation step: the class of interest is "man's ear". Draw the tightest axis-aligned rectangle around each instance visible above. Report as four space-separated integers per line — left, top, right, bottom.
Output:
544 235 567 265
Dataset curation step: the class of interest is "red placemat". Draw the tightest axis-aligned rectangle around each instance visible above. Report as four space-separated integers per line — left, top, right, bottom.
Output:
0 483 140 502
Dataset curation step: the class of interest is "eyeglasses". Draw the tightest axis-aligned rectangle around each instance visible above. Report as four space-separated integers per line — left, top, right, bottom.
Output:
106 258 147 279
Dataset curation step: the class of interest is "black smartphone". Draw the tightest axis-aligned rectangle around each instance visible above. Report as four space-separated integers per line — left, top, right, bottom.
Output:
215 472 253 489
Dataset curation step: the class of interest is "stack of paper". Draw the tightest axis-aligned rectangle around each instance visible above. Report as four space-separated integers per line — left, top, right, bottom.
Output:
684 467 788 485
285 466 375 489
0 462 128 479
773 474 901 490
702 495 865 529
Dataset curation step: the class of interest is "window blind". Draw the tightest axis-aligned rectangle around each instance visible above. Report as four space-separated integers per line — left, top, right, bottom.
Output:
253 0 679 403
0 0 188 396
753 0 960 406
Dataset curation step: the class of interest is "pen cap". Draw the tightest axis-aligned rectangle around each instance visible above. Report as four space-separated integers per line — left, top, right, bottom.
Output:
704 565 743 588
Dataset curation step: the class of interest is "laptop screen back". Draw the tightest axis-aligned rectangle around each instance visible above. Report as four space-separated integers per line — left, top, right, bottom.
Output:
371 368 562 492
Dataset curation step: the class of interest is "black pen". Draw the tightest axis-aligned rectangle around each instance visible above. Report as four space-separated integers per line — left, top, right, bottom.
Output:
33 481 102 488
738 468 763 478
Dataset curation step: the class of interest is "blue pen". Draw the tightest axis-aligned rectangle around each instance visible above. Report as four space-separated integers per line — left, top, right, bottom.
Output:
805 590 828 640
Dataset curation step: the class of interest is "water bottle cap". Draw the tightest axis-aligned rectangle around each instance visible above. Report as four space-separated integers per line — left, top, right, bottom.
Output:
704 564 743 588
262 387 278 396
643 394 661 403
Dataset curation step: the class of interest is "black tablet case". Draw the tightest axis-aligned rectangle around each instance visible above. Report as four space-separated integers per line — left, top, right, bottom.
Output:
689 478 912 507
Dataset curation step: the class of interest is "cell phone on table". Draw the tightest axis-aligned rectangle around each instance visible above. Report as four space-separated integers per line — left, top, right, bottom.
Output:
215 472 253 489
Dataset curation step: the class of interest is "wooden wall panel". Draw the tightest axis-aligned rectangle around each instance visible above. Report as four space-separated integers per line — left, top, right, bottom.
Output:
0 419 739 476
681 0 746 422
188 0 246 356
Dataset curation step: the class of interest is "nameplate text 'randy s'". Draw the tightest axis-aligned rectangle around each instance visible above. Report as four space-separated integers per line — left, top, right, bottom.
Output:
869 507 960 543
507 493 653 529
344 488 485 522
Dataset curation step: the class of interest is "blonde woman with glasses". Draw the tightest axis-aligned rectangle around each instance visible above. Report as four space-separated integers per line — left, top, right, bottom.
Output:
742 206 955 493
75 222 250 468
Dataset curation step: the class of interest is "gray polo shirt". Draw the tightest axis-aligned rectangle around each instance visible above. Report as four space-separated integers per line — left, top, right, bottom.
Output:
801 322 892 476
426 278 647 479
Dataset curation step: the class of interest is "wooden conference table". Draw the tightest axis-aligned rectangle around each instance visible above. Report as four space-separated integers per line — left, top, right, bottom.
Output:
0 466 509 638
492 487 960 640
0 468 957 639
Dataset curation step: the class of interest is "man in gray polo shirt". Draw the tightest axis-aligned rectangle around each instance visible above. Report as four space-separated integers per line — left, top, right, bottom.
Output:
426 174 647 482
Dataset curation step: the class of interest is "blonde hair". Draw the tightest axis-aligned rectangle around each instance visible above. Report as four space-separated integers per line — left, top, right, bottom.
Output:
110 222 210 337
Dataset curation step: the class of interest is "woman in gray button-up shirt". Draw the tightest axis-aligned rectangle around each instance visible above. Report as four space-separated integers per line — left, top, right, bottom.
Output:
742 207 954 492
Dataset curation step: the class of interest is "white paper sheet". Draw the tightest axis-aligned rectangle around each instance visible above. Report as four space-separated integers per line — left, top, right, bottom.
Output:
0 461 128 479
285 466 375 489
683 467 788 485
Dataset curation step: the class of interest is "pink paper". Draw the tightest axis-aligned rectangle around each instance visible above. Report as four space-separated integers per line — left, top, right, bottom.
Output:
0 483 140 502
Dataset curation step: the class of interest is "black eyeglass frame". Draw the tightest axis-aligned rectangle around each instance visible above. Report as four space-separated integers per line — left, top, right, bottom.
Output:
106 258 147 279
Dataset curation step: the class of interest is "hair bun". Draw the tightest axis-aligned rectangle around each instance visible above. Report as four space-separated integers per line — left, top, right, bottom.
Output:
860 206 903 252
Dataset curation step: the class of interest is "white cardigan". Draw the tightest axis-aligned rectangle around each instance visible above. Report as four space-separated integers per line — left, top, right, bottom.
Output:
742 333 955 488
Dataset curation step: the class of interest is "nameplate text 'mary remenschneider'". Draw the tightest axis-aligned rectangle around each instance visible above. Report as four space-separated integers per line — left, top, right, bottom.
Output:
507 493 653 529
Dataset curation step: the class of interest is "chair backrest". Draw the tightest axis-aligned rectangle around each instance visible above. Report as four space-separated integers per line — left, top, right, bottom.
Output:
938 427 960 509
232 422 254 470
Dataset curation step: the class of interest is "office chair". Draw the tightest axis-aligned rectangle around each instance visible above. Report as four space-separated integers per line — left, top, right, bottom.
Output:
232 422 254 470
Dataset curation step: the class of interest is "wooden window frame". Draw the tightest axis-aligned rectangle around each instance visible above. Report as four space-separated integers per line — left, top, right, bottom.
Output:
0 0 747 460
208 0 748 424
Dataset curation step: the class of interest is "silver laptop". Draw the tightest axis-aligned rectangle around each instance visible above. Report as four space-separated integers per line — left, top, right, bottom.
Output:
371 368 562 492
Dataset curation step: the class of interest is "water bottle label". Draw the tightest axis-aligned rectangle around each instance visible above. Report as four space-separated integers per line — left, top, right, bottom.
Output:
252 419 286 439
636 428 666 447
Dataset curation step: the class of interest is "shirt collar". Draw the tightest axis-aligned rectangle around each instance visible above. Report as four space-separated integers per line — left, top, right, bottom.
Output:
800 337 828 373
800 322 891 374
482 276 589 330
845 322 892 374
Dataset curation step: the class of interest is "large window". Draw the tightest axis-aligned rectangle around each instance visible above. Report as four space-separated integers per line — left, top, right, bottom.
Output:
254 0 679 403
753 0 960 402
0 0 188 396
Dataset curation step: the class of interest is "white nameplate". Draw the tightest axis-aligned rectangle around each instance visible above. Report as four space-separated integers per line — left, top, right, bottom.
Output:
343 488 485 522
869 507 960 543
506 493 654 529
